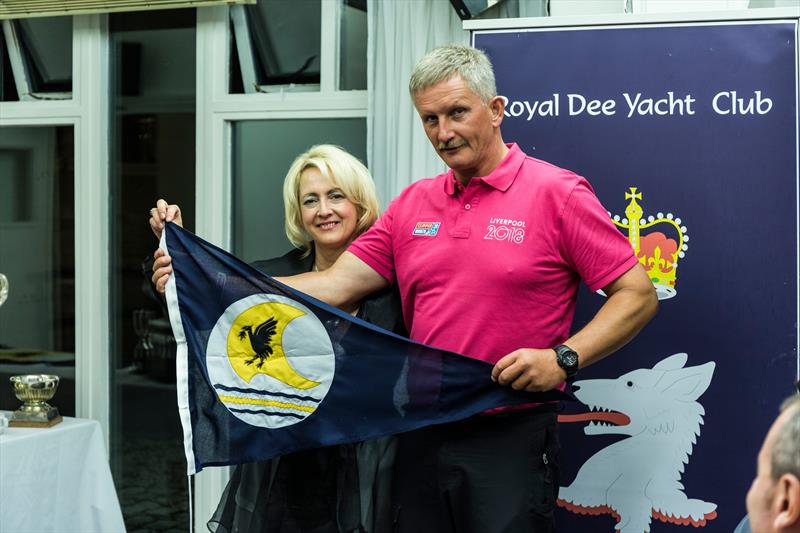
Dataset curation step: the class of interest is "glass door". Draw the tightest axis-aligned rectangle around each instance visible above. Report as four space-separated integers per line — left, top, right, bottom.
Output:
109 9 196 530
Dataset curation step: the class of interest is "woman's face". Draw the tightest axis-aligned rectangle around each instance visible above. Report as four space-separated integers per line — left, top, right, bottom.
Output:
299 167 359 253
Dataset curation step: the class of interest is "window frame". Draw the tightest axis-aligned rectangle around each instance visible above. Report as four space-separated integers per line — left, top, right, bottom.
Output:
0 14 111 449
195 3 366 252
229 1 351 93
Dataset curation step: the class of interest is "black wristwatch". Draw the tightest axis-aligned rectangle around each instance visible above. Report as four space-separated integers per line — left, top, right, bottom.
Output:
554 344 579 379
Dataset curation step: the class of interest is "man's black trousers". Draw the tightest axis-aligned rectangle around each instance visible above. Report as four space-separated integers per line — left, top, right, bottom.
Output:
392 404 560 533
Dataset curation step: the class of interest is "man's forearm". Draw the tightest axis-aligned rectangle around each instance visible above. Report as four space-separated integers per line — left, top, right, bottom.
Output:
565 264 658 368
276 270 352 308
275 251 389 310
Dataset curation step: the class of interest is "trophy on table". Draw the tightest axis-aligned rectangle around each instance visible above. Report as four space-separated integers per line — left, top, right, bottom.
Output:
9 375 63 428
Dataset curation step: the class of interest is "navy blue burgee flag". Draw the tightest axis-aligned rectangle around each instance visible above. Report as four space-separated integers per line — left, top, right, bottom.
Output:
161 223 572 474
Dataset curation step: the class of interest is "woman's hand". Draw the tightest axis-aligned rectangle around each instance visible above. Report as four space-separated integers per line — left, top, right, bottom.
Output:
151 247 173 294
149 198 183 239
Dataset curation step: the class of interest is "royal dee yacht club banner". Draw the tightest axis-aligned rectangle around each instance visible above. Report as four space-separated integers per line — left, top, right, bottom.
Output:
474 19 799 533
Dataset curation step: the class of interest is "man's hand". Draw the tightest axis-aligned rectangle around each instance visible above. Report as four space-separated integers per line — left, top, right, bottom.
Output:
151 247 173 294
149 198 183 239
491 348 566 392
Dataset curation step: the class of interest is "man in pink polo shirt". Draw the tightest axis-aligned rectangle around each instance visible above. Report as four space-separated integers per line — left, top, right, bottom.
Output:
152 44 657 533
278 44 656 533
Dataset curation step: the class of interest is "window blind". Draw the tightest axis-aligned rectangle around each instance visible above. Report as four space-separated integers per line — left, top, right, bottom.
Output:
0 0 254 19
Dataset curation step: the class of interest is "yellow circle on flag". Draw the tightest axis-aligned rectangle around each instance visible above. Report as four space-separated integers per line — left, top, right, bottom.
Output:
206 294 335 428
226 302 321 389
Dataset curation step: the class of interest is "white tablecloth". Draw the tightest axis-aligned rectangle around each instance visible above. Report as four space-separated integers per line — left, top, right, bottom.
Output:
0 413 125 532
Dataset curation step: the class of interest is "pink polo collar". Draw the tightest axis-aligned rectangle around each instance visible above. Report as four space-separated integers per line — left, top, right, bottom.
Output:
443 143 525 196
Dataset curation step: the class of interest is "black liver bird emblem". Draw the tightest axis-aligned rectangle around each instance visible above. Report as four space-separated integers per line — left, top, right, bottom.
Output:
238 317 278 369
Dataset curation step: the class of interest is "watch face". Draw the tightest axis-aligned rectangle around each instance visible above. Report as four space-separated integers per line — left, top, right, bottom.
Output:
562 352 578 368
556 346 579 374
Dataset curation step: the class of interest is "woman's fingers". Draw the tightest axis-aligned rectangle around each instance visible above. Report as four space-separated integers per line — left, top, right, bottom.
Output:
151 252 172 293
149 199 184 239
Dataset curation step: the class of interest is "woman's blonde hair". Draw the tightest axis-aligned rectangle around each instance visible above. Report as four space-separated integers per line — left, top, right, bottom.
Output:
283 144 380 255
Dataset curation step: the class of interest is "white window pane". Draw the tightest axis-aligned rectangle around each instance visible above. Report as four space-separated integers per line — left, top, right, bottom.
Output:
233 0 321 92
0 125 75 417
16 17 73 93
110 9 196 531
339 0 367 91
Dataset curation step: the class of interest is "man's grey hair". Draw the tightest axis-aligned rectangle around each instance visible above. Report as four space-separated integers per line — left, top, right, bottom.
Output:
409 44 497 103
772 394 800 480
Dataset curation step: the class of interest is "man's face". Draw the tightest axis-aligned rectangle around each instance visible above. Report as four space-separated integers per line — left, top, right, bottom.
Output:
746 404 800 533
413 75 504 183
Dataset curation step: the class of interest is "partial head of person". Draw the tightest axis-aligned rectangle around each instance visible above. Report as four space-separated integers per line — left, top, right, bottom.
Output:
747 393 800 533
409 44 508 185
283 144 379 256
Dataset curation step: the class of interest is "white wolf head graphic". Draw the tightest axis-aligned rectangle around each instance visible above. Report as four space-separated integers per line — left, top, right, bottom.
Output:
558 353 717 533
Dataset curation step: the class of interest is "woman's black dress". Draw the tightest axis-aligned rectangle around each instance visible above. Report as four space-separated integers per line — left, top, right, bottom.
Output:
207 248 407 533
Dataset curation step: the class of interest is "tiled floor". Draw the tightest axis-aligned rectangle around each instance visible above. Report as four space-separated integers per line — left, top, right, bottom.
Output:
116 436 191 532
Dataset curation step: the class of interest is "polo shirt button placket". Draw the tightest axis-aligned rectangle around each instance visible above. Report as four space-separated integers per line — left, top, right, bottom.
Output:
449 191 478 238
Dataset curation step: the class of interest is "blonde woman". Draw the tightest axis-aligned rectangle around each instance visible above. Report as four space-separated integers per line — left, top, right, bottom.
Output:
149 145 404 533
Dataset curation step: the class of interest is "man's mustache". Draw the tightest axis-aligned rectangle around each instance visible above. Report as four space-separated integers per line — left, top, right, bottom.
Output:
437 140 467 151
